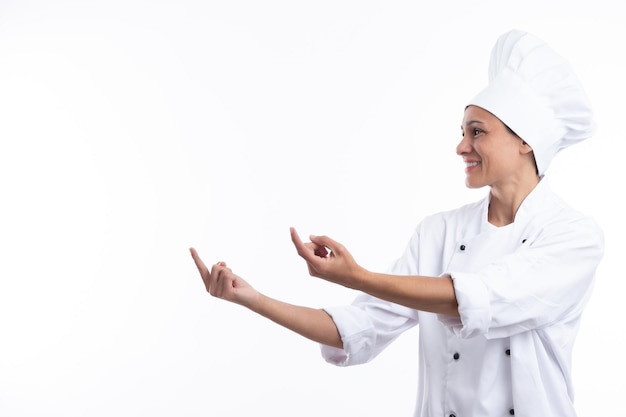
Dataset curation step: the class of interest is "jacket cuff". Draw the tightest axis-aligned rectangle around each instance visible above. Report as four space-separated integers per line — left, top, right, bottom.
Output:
444 271 491 338
320 305 376 366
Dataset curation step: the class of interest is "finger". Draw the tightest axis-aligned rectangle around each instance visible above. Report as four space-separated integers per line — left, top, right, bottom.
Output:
289 227 307 254
309 234 341 254
214 267 234 299
210 267 222 297
189 247 209 274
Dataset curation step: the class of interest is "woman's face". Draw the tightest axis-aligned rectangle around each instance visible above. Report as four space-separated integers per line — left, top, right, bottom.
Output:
457 105 533 189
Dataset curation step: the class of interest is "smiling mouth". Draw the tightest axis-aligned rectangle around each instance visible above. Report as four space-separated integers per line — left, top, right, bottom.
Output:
465 161 481 168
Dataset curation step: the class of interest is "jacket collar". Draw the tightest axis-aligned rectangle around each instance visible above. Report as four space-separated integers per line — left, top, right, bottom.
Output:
483 178 552 229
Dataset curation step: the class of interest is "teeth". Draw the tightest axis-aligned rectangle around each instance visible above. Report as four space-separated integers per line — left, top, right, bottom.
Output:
466 161 480 167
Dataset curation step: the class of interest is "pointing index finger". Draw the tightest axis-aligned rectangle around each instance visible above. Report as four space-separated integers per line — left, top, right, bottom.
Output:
189 247 209 274
289 227 302 246
290 227 307 254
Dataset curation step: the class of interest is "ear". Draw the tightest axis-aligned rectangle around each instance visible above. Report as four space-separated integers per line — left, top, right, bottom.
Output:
519 139 533 155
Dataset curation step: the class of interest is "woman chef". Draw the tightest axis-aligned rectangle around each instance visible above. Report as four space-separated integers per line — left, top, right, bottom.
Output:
190 30 604 417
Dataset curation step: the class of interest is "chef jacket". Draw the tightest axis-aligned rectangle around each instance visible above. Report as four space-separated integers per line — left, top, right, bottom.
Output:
321 179 604 417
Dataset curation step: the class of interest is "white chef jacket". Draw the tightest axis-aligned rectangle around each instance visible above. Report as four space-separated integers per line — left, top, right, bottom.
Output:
321 179 604 417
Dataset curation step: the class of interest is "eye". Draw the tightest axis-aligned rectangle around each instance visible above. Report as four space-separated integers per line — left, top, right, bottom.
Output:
473 128 484 136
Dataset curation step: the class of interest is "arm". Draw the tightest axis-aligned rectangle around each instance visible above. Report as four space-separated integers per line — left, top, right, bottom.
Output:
357 271 458 317
289 228 459 317
189 248 343 349
252 294 343 349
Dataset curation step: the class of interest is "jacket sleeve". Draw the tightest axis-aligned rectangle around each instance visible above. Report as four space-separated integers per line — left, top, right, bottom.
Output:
320 231 421 366
447 215 604 339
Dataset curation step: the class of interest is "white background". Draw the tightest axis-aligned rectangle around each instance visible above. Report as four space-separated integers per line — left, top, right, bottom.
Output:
0 1 624 416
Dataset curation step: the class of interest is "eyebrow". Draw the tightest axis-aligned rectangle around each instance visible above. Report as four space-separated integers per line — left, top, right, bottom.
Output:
460 120 485 130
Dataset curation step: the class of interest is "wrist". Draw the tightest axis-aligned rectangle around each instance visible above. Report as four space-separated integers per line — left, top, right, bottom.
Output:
245 291 267 313
344 265 372 290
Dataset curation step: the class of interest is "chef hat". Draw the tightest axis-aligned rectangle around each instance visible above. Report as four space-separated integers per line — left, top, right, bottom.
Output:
468 29 595 176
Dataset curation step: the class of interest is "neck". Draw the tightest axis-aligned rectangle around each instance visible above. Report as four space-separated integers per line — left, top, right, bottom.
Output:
488 176 540 227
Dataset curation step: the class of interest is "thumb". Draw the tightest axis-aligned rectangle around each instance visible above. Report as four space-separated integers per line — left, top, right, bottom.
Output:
309 234 341 253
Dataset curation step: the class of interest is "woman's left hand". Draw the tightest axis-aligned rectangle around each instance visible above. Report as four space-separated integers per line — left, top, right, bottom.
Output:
289 227 366 289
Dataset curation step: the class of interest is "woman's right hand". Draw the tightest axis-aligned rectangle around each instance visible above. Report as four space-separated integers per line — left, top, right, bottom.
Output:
189 248 259 308
190 247 343 349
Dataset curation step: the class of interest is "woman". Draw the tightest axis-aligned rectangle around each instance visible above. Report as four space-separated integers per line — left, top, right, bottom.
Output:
190 30 604 417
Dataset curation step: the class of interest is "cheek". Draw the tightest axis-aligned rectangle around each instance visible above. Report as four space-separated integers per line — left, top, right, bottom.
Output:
472 143 486 158
486 147 519 170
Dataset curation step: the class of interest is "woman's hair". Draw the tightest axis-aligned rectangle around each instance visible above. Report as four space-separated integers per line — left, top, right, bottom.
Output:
504 124 518 137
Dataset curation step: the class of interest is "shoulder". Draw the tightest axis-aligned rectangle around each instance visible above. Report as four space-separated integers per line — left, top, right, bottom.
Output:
525 185 604 248
539 186 601 230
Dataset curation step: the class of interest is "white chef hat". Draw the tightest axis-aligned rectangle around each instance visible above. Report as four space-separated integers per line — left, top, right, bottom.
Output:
468 29 595 176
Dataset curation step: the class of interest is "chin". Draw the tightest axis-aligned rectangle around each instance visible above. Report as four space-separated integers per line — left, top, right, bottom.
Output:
465 178 487 189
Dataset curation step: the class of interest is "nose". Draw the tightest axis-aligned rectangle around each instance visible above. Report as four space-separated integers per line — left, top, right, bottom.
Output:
456 134 472 155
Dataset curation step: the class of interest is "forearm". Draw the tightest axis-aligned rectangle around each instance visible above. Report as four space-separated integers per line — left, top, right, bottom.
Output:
248 293 343 349
289 229 458 317
358 271 459 317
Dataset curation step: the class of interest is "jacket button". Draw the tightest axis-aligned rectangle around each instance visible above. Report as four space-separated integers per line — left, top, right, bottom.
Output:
449 414 456 417
509 409 515 415
459 244 466 251
522 239 527 244
453 352 460 360
505 348 511 356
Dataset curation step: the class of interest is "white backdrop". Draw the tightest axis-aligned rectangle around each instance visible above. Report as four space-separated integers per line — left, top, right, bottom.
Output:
0 1 624 416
